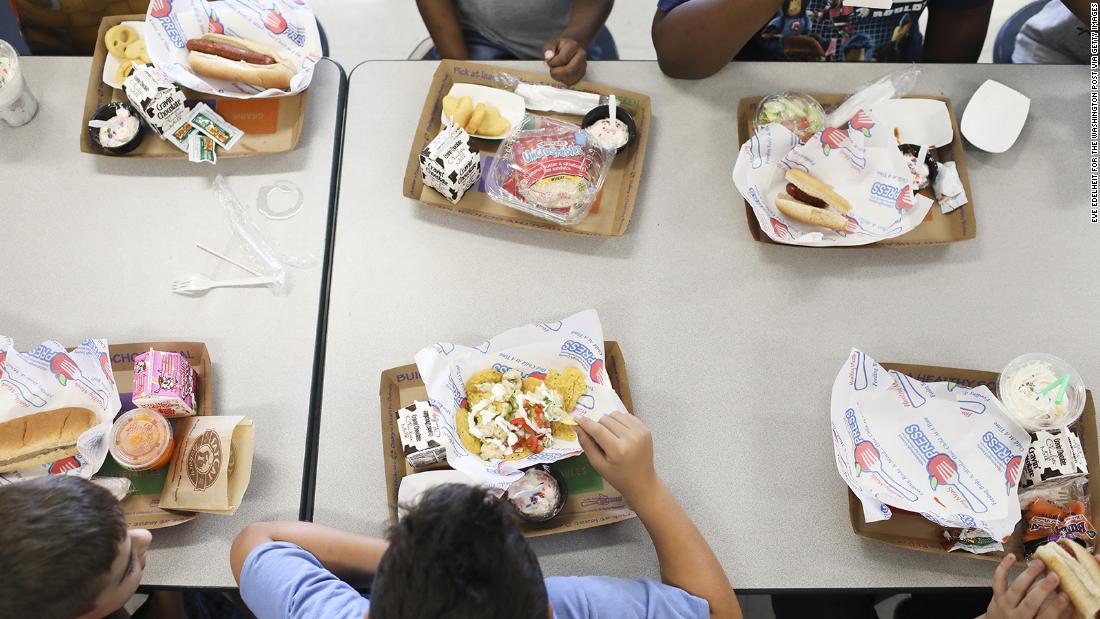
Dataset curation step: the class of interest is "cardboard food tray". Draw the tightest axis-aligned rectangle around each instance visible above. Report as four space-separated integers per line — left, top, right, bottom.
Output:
95 341 211 529
847 362 1097 561
736 95 977 247
403 60 652 237
379 341 637 537
80 15 307 159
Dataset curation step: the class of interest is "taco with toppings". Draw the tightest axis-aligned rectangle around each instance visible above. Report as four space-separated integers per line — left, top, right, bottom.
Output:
456 368 585 461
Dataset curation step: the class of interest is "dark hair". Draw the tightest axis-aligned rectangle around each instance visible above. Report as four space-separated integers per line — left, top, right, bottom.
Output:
0 476 128 619
371 484 548 619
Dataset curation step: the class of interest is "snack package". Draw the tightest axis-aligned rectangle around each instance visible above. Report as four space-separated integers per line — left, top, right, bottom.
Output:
734 101 942 246
0 338 120 482
132 349 197 418
1021 428 1088 490
396 401 447 469
144 0 321 98
485 115 614 225
123 64 187 139
1020 477 1095 556
419 122 481 204
831 349 1031 547
414 309 626 492
159 415 254 514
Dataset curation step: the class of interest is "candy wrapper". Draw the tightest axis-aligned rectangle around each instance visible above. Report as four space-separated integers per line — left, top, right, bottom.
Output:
0 337 121 483
145 0 321 98
414 310 626 492
733 102 936 246
831 349 1031 546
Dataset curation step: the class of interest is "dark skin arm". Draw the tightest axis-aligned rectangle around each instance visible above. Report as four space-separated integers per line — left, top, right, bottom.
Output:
922 0 995 62
1061 0 1090 26
544 0 614 85
652 0 781 80
231 521 390 591
415 0 468 59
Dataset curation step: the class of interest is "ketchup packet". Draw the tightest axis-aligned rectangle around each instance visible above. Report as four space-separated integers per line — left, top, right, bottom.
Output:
485 115 613 225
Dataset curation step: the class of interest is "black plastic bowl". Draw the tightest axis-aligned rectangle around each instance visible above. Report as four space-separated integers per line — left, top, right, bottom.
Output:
88 102 145 155
581 104 637 155
504 464 569 524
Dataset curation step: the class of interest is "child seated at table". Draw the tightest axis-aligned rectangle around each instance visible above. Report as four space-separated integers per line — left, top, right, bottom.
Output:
232 411 743 619
0 475 153 619
414 0 617 86
651 0 994 79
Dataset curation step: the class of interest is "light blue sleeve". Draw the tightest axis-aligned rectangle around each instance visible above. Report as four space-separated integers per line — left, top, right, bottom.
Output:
546 576 710 619
240 542 372 619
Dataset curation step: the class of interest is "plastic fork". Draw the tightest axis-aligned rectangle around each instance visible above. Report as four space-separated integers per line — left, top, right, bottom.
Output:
171 272 282 295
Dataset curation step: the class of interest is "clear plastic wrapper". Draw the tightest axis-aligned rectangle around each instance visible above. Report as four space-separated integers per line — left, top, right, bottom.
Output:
825 65 921 128
492 72 603 116
756 92 825 142
1020 476 1095 557
485 115 614 225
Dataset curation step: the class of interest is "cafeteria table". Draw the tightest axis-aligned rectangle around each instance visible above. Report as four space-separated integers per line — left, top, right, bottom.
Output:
0 57 346 588
312 60 1094 591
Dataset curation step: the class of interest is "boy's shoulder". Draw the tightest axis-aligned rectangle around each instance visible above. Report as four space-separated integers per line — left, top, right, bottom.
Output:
545 576 709 619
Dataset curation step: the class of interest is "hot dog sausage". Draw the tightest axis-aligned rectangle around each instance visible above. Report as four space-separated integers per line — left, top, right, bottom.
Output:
186 38 275 65
785 183 827 208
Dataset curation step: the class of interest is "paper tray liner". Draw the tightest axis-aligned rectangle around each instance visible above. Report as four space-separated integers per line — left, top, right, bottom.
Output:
379 341 637 537
80 15 307 159
403 60 652 237
736 94 976 247
847 361 1096 561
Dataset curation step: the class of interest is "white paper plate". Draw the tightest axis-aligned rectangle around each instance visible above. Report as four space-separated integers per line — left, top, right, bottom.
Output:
101 21 147 90
440 83 525 140
961 80 1030 153
397 469 480 519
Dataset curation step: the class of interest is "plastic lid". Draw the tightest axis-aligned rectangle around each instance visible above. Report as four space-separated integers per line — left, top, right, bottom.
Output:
961 80 1030 153
997 353 1086 431
109 408 173 470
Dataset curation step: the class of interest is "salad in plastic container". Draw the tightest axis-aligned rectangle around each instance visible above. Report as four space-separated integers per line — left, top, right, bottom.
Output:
485 115 615 226
756 92 825 142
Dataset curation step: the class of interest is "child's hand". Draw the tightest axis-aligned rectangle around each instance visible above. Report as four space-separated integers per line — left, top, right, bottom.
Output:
986 554 1072 619
574 411 657 499
543 38 587 86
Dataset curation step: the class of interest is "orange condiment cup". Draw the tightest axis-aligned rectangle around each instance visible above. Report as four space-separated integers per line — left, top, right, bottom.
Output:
108 408 174 471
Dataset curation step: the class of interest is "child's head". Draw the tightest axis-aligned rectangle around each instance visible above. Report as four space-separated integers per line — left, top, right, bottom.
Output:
371 483 549 619
0 475 152 619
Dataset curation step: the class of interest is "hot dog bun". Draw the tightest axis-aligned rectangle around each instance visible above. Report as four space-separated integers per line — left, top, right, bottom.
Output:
1036 541 1100 619
0 407 98 473
785 168 852 214
775 193 848 231
187 34 295 90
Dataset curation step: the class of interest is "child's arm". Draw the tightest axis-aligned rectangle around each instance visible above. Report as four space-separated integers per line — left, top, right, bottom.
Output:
652 0 781 79
575 412 742 619
231 521 389 589
543 0 613 85
415 0 469 59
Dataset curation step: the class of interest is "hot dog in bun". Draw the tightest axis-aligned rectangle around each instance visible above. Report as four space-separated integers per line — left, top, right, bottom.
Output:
1035 540 1100 618
186 34 295 90
774 168 852 232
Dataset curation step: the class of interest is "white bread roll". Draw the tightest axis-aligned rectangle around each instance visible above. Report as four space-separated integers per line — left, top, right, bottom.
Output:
187 33 295 91
0 407 98 473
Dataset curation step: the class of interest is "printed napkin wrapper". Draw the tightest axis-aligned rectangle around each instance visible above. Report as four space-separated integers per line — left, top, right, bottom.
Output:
415 309 626 492
145 0 321 98
831 349 1031 543
734 100 938 246
0 337 121 483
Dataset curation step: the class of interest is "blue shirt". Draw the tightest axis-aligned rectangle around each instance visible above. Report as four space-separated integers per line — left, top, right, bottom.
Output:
656 0 990 62
240 542 709 619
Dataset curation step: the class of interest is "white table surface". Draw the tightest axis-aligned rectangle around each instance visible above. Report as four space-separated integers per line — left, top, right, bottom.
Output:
0 57 344 588
317 60 1094 590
